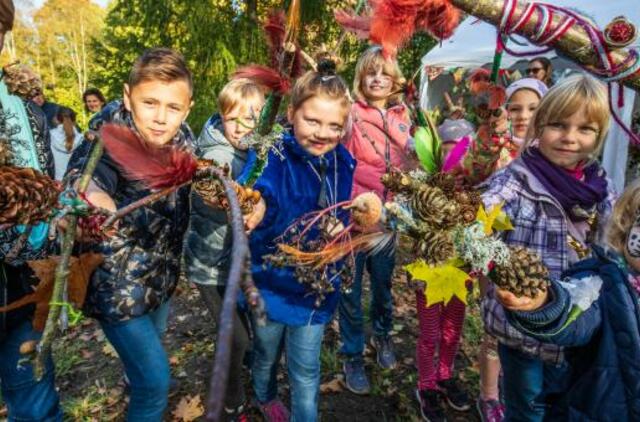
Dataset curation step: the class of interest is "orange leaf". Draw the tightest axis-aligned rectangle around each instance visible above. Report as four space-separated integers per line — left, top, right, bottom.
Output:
172 395 205 422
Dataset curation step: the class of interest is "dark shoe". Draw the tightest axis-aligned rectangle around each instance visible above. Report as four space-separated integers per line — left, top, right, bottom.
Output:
343 358 370 395
476 398 505 422
416 389 447 422
438 378 471 411
224 403 249 422
370 336 397 369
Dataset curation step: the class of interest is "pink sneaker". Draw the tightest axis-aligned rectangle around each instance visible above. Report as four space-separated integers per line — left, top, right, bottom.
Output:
476 398 505 422
258 399 290 422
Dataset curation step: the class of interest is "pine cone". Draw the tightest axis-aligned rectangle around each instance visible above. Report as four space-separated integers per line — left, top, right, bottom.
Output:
414 229 455 266
0 141 13 166
493 246 549 297
453 189 482 224
0 166 61 225
194 179 260 214
381 169 419 194
411 185 459 228
428 172 457 197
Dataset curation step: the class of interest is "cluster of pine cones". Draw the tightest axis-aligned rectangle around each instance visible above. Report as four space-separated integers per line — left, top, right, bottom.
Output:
194 178 261 214
0 166 61 226
405 172 482 265
493 246 549 297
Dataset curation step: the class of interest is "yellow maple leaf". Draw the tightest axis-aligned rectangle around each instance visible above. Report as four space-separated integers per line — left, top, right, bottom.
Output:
476 203 513 235
405 259 470 307
172 395 204 422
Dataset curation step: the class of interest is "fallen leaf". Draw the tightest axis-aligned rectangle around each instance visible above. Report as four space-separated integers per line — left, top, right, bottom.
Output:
102 343 118 358
320 377 344 394
169 356 180 366
172 395 204 421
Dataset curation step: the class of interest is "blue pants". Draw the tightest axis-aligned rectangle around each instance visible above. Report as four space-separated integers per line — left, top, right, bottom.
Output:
100 301 171 422
0 321 62 421
499 344 569 422
252 318 325 422
339 244 395 358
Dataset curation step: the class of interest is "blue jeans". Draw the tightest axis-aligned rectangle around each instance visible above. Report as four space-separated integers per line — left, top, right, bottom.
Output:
100 301 171 422
499 344 569 422
339 244 395 358
252 318 325 422
0 321 62 421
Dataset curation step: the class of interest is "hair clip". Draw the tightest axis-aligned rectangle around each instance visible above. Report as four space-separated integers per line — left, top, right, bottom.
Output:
321 75 337 82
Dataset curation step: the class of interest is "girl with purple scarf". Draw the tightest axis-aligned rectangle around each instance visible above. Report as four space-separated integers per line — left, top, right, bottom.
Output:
480 75 615 422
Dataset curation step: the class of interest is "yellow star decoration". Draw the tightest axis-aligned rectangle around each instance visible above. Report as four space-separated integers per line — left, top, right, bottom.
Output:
476 202 514 235
405 259 470 307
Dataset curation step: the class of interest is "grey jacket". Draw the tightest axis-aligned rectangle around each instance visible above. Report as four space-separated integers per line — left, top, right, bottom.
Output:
183 114 248 285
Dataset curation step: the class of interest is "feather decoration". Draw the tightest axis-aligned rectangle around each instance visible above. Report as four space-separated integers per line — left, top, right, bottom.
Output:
100 124 198 190
442 135 471 173
369 0 461 58
334 9 371 39
284 0 301 46
233 66 291 95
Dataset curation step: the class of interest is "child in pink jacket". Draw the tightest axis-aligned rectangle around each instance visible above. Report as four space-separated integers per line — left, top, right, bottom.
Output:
339 45 412 395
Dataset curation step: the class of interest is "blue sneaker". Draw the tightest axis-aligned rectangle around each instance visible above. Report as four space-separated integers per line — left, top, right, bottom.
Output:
371 336 397 370
343 358 370 395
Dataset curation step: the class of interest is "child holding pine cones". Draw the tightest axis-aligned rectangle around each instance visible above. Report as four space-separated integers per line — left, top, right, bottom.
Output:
495 179 640 420
480 74 616 422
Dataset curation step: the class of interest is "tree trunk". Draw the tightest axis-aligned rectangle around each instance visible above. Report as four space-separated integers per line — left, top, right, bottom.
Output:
449 0 640 91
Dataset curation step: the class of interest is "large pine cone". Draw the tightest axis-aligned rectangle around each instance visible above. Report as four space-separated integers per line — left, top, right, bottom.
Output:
415 229 455 266
411 185 459 228
0 166 61 225
493 246 549 297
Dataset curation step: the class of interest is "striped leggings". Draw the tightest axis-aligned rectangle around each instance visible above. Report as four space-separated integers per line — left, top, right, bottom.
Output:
415 290 467 390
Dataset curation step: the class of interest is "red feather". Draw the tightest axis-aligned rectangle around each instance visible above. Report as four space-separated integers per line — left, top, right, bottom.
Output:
334 9 371 39
100 124 197 189
233 65 291 95
369 0 460 59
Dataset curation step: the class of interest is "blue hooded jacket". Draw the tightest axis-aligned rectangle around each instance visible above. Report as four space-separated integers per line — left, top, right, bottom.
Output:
250 132 356 326
509 246 640 421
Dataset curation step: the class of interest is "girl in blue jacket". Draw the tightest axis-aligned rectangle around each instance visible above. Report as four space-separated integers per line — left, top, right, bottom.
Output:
248 62 355 422
496 179 640 421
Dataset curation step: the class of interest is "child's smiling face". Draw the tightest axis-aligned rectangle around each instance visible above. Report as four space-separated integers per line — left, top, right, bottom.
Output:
222 101 262 150
124 79 193 147
537 105 599 170
288 95 349 157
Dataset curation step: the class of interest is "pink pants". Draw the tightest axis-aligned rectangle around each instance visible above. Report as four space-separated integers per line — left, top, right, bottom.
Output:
415 290 467 390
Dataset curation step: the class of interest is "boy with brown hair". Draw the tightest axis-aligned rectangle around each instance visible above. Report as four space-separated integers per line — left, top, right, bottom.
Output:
67 47 194 421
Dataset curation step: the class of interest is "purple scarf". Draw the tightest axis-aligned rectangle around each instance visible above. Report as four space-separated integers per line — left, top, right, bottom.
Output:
522 147 608 221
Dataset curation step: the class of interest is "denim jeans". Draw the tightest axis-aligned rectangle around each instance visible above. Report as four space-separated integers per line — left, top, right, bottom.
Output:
0 321 62 421
252 318 325 422
339 243 396 358
100 301 171 422
499 344 569 422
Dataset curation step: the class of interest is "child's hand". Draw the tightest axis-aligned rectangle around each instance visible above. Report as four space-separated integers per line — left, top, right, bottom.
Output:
495 287 549 312
244 197 266 233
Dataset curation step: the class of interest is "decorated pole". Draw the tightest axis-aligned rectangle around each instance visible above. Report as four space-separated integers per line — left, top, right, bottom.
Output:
33 138 104 379
448 0 640 91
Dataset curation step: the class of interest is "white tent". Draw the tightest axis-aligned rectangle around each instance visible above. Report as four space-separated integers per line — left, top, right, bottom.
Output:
420 0 640 191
